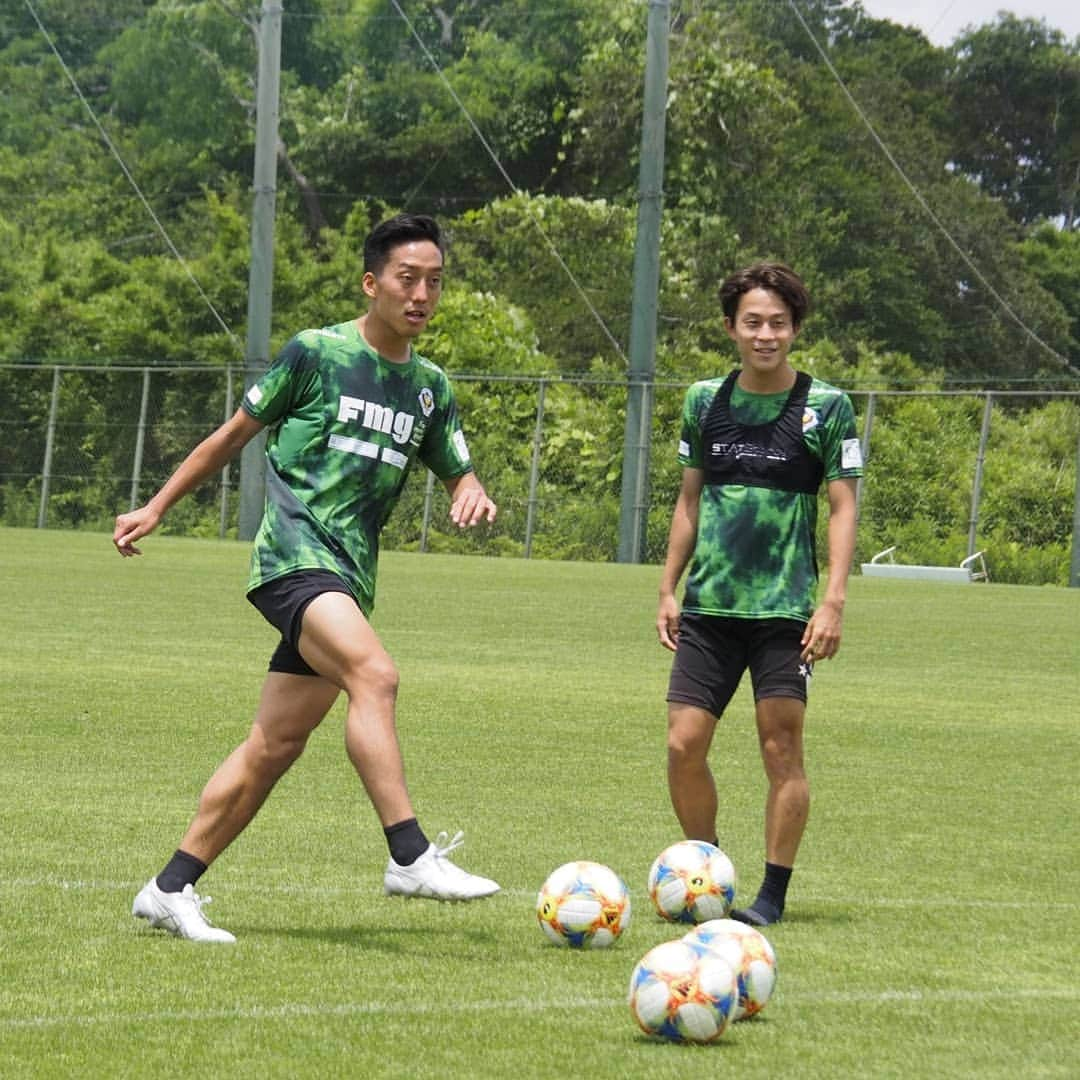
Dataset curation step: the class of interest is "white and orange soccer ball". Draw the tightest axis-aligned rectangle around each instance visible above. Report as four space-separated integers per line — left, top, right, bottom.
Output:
535 861 631 949
685 918 778 1020
628 937 739 1043
648 840 736 924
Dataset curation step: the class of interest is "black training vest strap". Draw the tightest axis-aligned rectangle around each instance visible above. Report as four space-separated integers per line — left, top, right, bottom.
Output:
700 370 824 494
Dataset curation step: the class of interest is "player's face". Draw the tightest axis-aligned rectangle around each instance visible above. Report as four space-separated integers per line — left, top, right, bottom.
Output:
724 287 799 389
363 240 444 340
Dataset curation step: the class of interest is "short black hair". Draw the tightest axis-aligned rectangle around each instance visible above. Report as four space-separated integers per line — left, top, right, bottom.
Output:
719 262 810 329
363 213 445 275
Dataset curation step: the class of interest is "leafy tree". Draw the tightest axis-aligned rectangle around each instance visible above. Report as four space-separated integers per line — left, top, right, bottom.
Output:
947 14 1080 228
449 193 636 372
1 0 149 66
1020 223 1080 355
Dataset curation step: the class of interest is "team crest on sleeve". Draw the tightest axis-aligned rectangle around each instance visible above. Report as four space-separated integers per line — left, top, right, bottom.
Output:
678 439 690 457
802 407 820 433
418 387 435 417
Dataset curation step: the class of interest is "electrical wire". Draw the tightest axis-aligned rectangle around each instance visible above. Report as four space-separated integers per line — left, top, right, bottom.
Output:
22 0 244 356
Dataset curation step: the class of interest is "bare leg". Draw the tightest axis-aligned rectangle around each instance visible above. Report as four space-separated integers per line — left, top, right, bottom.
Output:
754 696 809 866
295 592 415 827
666 703 720 841
178 672 340 865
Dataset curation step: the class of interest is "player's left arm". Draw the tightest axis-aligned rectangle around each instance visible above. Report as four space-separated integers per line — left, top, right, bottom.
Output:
801 476 858 662
443 471 497 528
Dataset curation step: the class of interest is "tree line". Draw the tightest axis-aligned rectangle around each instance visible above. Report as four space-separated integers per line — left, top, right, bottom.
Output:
0 0 1078 581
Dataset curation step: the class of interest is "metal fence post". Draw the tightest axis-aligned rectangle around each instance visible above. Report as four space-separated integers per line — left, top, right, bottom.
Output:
968 392 994 559
855 391 876 523
128 367 151 511
420 468 436 552
524 377 547 558
220 365 235 538
36 365 61 529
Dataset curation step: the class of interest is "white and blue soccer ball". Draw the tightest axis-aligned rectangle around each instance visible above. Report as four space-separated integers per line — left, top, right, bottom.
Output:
536 861 631 948
648 840 736 924
628 937 739 1043
684 918 778 1020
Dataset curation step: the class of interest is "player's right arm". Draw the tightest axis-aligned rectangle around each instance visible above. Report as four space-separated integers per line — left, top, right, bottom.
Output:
113 407 265 556
656 466 704 652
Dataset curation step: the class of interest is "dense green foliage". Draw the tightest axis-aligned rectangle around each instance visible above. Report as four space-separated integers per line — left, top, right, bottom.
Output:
1 1 1078 581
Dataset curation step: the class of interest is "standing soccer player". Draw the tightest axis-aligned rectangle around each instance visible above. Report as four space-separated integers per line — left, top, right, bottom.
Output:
114 214 500 943
656 262 863 926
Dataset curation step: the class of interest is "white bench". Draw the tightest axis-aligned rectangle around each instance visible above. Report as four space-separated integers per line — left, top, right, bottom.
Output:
860 546 989 584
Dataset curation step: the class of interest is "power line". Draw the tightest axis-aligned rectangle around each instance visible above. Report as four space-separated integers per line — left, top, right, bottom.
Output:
21 0 243 356
788 0 1080 379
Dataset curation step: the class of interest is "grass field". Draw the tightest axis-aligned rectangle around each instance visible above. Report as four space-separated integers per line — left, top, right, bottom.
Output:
1 526 1078 1078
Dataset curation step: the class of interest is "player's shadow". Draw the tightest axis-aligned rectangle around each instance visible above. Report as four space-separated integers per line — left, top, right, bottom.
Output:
775 908 854 927
248 923 498 952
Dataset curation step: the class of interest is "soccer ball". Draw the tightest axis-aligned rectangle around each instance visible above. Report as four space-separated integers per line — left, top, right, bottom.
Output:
536 861 631 948
684 918 778 1020
648 840 736 924
628 938 739 1043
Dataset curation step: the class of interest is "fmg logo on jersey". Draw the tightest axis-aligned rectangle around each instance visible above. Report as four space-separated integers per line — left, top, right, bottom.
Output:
336 395 415 445
329 395 419 470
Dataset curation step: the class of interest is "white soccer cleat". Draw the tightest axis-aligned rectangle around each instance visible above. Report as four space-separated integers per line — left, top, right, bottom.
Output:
383 830 500 900
132 879 237 943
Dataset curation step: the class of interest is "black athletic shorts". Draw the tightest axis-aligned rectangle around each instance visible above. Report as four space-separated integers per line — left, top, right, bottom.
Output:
666 613 811 717
247 570 355 676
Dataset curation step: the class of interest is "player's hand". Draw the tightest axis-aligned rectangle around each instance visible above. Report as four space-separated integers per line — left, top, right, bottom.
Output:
801 600 843 662
657 593 681 652
113 505 161 557
449 485 496 528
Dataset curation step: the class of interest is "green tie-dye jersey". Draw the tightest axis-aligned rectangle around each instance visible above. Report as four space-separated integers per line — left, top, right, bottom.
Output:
678 373 863 621
241 320 472 614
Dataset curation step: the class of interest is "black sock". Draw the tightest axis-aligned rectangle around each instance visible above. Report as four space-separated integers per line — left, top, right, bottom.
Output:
756 861 793 916
156 849 208 894
384 817 429 866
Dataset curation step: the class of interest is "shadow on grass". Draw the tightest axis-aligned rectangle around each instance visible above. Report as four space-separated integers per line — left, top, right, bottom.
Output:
243 923 499 951
629 1033 741 1050
772 908 852 927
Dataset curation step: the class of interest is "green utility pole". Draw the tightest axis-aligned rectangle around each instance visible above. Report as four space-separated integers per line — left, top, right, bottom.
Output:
617 0 669 563
238 0 282 541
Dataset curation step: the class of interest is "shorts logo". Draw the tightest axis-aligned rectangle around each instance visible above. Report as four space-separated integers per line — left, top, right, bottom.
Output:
418 387 435 418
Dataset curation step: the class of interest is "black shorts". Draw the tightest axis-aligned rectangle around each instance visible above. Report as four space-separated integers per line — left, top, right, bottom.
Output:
666 613 811 717
247 570 356 676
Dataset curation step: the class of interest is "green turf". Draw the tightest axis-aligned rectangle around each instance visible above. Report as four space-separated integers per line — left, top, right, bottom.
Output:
1 527 1077 1078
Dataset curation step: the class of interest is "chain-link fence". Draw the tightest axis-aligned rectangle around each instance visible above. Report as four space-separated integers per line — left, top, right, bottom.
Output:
1 363 1078 581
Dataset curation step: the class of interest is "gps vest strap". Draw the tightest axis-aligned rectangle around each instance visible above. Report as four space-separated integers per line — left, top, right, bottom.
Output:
700 370 824 494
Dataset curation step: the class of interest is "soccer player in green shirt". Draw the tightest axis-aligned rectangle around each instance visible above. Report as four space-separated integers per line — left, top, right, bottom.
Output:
656 262 863 926
114 214 500 942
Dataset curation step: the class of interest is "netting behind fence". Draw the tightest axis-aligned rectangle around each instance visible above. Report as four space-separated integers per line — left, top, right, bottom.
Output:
2 364 1077 582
